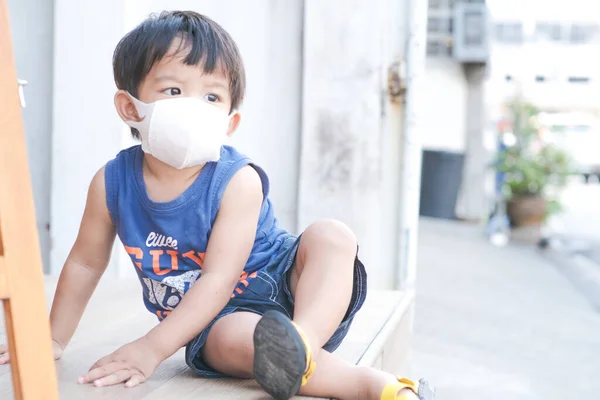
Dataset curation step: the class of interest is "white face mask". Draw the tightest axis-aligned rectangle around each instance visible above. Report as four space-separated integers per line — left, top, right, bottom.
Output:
124 94 232 169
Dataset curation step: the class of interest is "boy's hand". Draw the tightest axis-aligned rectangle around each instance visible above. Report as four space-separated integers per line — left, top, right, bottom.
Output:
0 339 64 365
79 336 163 388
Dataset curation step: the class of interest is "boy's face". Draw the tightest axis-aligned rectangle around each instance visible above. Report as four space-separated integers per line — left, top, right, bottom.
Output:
115 38 240 137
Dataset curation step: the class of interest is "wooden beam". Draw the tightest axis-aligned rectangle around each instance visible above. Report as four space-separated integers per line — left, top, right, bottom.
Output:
0 257 8 300
0 0 59 397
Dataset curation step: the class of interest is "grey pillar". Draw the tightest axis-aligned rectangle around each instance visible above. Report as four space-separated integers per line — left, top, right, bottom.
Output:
455 63 490 221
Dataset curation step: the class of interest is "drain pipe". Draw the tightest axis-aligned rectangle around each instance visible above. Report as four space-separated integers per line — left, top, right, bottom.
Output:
396 0 428 290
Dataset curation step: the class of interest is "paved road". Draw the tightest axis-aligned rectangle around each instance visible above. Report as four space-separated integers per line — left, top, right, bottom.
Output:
545 180 600 310
410 218 600 400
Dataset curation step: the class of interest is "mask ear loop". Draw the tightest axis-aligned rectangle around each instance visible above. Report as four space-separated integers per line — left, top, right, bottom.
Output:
124 93 153 130
124 93 155 154
224 109 239 139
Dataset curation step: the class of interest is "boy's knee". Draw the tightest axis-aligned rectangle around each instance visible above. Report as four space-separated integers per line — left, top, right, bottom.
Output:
203 333 254 377
203 314 258 376
211 335 250 358
304 219 357 252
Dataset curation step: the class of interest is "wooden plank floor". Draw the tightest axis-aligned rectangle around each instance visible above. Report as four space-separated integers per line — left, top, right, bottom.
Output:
0 277 404 399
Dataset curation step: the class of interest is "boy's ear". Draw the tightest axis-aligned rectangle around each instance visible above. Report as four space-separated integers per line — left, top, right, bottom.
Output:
226 112 241 137
114 90 141 122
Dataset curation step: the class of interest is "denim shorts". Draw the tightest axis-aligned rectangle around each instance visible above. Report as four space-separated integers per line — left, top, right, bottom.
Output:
184 235 368 378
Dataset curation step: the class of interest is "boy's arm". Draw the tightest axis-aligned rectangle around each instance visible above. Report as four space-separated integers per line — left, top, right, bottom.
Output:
145 165 263 359
50 166 116 348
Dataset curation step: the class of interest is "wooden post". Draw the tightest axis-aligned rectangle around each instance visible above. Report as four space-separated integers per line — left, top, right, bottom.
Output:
0 0 59 398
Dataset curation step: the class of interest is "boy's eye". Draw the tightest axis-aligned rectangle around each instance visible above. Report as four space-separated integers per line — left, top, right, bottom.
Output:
204 94 219 103
162 88 181 96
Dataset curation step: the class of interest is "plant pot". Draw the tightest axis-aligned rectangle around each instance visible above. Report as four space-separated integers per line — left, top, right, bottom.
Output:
506 195 547 228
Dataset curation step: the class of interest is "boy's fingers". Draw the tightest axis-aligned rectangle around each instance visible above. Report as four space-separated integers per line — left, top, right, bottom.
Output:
0 345 10 364
125 373 144 388
89 354 112 371
79 362 122 384
94 370 133 387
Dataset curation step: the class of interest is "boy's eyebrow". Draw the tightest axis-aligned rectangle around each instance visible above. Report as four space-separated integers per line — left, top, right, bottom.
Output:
153 74 184 83
153 74 228 91
204 80 229 91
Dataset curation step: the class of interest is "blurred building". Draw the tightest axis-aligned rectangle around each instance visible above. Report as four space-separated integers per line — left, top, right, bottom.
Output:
421 0 600 222
421 0 494 222
488 0 600 112
487 0 600 177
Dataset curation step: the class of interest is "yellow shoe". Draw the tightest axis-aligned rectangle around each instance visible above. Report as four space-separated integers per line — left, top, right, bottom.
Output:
253 311 316 400
380 377 435 400
291 321 317 386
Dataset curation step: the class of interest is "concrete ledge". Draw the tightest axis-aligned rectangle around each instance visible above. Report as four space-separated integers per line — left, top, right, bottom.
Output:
358 292 415 374
0 277 414 399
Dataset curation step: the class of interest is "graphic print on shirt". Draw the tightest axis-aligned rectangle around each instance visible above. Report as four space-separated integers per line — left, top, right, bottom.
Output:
124 231 259 320
124 231 206 320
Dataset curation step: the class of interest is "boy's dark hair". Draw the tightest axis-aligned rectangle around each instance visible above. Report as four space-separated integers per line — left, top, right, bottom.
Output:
113 11 246 138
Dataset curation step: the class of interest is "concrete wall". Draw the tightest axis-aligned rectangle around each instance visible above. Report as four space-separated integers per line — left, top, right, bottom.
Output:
455 64 493 222
298 0 405 289
421 58 468 153
8 0 54 271
51 0 126 275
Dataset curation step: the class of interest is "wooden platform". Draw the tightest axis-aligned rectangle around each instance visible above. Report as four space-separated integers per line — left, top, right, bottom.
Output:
0 277 413 399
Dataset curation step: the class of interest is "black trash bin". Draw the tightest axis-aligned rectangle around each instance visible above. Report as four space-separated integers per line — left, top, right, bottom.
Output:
419 149 465 220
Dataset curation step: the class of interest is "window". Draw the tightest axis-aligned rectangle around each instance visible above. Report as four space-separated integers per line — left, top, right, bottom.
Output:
535 75 546 82
429 0 472 10
426 40 452 56
568 76 590 83
573 125 591 133
550 125 566 133
535 22 563 42
505 75 513 82
428 17 452 34
495 23 523 44
463 10 484 46
570 24 599 44
428 0 443 9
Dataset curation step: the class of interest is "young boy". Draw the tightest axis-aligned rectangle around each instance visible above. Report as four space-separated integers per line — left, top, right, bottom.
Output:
0 11 433 400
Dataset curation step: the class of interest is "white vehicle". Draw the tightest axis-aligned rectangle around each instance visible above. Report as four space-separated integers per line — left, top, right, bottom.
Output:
539 112 600 182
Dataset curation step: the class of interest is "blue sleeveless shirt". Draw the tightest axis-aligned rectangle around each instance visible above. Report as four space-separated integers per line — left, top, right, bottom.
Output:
104 145 292 320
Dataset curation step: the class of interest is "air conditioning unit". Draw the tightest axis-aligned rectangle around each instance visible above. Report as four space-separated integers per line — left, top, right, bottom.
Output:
452 2 490 63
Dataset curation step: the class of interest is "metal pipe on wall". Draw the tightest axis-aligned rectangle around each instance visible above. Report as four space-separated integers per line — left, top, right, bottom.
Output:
397 0 428 290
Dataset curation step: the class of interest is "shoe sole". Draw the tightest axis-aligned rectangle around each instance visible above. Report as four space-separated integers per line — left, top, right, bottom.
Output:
253 311 307 400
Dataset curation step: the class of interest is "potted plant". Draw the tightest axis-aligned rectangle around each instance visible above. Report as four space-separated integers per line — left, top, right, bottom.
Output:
495 98 571 229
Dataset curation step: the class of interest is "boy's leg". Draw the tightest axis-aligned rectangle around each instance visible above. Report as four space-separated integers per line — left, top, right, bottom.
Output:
252 219 423 399
287 219 356 353
202 311 417 400
201 219 422 399
285 220 418 398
